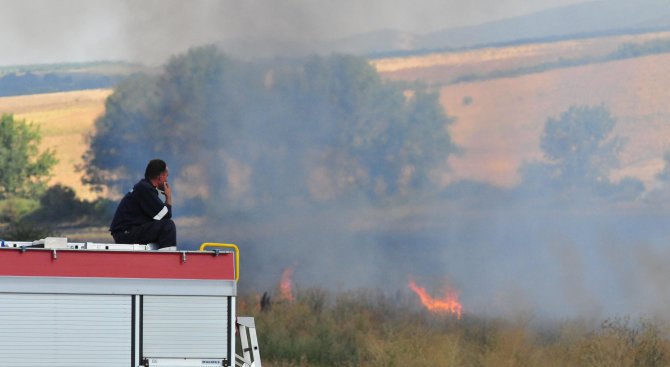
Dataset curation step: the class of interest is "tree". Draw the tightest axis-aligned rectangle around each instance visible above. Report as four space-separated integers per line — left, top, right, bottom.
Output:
82 72 161 191
82 46 244 193
82 46 458 213
264 54 457 199
520 105 643 198
541 105 621 185
0 114 57 199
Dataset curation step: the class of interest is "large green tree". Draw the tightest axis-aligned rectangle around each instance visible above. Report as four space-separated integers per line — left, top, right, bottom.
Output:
520 105 642 198
83 47 247 192
83 46 457 212
0 114 57 199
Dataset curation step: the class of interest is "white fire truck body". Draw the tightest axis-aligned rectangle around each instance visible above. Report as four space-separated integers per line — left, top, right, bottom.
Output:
0 239 260 367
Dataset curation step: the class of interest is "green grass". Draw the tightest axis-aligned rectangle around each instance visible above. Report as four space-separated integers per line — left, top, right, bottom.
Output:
238 288 670 367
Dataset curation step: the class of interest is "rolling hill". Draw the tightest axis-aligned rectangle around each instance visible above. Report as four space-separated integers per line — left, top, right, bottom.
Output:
0 89 113 200
219 0 670 59
373 31 670 189
413 0 670 52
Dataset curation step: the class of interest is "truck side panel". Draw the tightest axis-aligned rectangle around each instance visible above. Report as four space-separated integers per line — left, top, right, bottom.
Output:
143 295 231 359
0 294 132 367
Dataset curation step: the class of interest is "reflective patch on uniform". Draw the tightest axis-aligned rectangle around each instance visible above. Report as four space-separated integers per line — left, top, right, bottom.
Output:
153 206 168 220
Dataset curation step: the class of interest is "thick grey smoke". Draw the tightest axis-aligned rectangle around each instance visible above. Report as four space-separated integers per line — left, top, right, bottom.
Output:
0 0 587 66
87 47 670 321
196 100 670 322
173 100 670 322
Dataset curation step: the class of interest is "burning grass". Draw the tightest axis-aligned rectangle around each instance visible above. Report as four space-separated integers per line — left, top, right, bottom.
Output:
238 288 670 367
408 278 462 319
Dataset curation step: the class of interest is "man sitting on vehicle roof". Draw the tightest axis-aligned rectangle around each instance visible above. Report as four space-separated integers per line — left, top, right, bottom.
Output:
110 159 176 248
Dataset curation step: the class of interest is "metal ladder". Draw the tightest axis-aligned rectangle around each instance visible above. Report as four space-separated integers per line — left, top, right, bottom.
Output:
236 317 262 367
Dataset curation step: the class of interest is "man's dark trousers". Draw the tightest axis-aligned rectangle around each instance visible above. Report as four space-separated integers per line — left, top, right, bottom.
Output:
112 219 176 248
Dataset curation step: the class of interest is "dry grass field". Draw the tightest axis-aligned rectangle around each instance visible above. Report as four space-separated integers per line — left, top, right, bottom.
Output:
0 89 112 200
374 33 670 189
438 54 670 188
372 31 670 85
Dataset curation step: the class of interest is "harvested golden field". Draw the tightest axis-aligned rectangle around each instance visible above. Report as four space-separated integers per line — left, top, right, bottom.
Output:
437 54 670 188
372 31 670 85
374 34 670 189
0 89 112 199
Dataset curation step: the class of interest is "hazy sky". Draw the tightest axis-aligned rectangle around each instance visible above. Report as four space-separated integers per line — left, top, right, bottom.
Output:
0 0 587 66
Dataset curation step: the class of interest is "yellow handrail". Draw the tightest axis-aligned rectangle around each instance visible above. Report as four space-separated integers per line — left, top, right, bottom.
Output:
199 242 240 281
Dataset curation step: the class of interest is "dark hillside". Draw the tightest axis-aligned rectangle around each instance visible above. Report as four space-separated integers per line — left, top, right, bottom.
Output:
0 62 148 97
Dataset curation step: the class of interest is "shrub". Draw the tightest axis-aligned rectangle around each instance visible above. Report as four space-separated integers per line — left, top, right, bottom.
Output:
0 219 55 240
0 197 39 223
26 184 115 225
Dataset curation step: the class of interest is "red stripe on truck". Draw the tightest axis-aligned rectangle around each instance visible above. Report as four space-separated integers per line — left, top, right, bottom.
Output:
0 250 235 280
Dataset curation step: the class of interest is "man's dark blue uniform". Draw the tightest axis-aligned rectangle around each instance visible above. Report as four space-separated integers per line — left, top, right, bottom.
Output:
110 160 176 248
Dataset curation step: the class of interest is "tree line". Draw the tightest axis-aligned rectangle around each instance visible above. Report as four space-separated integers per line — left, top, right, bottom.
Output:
0 72 120 97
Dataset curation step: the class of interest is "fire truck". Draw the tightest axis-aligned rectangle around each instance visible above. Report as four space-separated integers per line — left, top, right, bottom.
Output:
0 238 262 367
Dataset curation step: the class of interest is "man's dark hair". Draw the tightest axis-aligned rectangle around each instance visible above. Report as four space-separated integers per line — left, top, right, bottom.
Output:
145 159 167 180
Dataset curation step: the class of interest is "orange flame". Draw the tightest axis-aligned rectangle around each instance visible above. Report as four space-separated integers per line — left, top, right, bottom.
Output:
278 267 294 302
408 279 462 319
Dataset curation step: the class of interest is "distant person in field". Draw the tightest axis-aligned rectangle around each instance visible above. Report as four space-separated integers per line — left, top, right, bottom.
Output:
110 159 176 248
